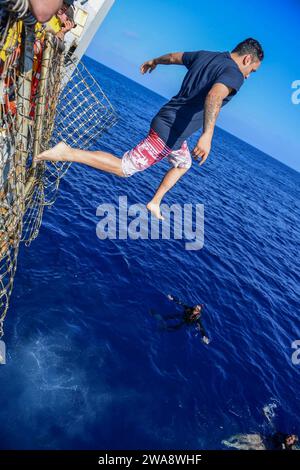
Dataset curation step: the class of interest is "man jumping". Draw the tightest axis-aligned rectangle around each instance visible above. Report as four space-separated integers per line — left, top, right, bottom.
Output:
36 38 264 219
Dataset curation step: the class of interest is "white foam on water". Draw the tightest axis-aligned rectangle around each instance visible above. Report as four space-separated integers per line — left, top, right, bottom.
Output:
263 399 278 424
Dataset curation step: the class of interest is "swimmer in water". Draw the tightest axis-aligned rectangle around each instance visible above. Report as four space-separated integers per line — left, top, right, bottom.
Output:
162 294 210 344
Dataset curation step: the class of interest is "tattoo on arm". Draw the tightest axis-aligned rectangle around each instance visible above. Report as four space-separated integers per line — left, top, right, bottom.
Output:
203 93 223 134
154 53 175 65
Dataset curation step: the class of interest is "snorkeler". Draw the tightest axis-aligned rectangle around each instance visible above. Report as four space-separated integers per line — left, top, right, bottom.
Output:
166 294 210 344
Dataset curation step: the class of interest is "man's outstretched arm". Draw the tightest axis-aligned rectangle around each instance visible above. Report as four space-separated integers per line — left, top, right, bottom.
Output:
196 320 210 344
140 53 184 74
193 83 232 165
167 294 189 309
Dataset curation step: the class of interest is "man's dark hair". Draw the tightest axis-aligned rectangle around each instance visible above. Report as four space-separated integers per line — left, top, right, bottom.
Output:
232 38 264 62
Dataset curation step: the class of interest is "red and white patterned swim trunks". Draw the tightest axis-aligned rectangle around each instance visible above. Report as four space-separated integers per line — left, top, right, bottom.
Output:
121 129 192 177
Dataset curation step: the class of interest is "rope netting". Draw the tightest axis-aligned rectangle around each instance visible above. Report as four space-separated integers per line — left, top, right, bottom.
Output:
0 12 118 336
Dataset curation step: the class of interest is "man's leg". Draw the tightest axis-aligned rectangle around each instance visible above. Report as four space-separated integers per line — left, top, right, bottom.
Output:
35 141 124 177
147 166 188 220
147 140 192 220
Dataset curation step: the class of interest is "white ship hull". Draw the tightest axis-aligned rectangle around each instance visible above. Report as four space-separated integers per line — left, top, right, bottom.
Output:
64 0 115 63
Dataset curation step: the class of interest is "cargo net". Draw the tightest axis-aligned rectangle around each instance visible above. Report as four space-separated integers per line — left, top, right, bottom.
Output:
40 60 118 205
0 22 118 336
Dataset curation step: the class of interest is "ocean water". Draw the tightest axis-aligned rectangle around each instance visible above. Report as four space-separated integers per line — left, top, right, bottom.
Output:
0 56 299 450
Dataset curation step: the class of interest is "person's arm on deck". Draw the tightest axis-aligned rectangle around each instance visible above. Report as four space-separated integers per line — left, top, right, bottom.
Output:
29 0 63 23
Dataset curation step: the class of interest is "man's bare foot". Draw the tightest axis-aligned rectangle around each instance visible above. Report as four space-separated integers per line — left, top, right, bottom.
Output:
147 201 164 220
34 141 71 162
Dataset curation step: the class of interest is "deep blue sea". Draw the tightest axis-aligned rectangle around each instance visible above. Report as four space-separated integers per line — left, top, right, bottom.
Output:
0 56 299 450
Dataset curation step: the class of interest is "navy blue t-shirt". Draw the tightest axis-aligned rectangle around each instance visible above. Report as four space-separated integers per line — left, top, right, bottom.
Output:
151 51 244 150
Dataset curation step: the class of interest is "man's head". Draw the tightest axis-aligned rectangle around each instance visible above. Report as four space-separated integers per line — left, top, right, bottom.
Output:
231 38 264 79
285 434 298 448
193 304 203 316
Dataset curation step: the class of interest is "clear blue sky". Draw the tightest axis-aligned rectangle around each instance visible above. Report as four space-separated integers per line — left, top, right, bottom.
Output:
87 0 300 171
